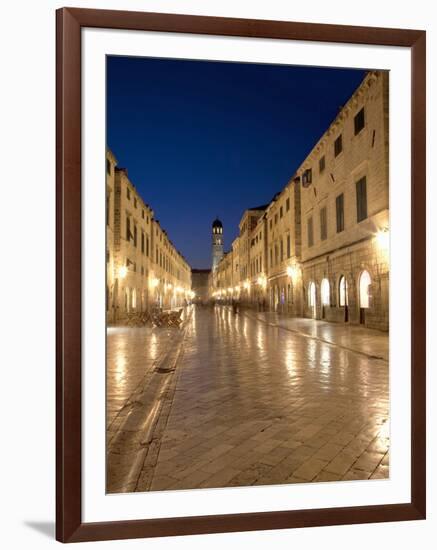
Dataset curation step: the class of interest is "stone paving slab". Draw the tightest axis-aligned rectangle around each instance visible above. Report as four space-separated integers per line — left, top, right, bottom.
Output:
246 310 389 361
107 305 389 492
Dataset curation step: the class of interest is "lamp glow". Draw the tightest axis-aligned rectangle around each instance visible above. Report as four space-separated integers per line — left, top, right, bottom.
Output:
257 276 267 288
376 228 389 251
118 265 128 279
287 265 299 280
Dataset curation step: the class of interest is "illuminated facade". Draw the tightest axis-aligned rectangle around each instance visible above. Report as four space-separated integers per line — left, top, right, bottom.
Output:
299 70 389 330
106 151 192 322
210 71 389 331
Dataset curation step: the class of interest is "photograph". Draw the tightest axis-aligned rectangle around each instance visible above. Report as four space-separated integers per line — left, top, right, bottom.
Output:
105 56 390 494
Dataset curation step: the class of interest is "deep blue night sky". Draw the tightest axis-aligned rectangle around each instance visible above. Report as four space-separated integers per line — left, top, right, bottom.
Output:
107 56 366 269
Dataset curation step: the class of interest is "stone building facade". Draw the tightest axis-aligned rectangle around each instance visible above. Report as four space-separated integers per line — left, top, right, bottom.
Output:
265 182 302 316
248 214 268 308
237 206 268 305
106 151 192 323
209 70 389 331
106 149 117 313
298 71 389 330
191 269 211 304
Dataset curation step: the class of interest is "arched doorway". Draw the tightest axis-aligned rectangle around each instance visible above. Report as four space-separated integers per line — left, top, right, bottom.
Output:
308 282 316 319
339 275 348 322
321 278 330 319
359 270 371 324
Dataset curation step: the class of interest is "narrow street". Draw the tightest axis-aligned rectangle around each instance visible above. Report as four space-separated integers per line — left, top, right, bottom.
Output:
107 305 389 493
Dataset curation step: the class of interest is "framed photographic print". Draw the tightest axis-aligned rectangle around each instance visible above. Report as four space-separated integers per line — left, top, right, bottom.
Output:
56 7 426 543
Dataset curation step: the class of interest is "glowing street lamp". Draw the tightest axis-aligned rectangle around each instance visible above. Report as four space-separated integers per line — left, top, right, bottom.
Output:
376 228 389 251
257 275 267 289
287 265 299 281
118 265 128 279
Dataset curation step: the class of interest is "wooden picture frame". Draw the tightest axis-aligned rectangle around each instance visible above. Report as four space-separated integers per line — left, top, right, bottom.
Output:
56 7 426 543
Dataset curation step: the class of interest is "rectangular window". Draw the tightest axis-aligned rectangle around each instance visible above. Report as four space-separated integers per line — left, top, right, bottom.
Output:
319 155 325 173
134 198 137 208
269 219 272 230
133 225 137 247
287 235 291 258
141 232 145 253
280 206 283 218
336 194 345 232
142 209 144 219
356 176 368 222
286 197 290 211
126 187 130 200
307 217 314 247
106 158 111 175
126 216 130 241
280 239 283 262
354 107 365 135
334 134 343 157
320 207 327 241
146 236 149 256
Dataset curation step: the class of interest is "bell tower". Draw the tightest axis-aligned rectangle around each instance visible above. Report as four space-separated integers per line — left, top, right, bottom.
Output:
212 218 224 271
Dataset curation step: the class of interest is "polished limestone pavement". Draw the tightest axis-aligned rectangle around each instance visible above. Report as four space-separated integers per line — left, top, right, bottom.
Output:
106 305 389 492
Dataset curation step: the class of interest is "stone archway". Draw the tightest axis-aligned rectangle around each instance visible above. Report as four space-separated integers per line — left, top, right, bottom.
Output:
321 278 330 318
339 275 349 322
359 270 371 324
308 281 316 319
